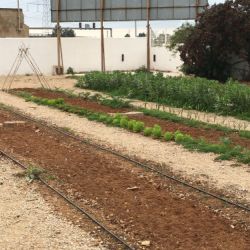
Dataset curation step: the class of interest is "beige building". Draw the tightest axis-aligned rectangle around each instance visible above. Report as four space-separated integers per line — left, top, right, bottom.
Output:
0 8 29 37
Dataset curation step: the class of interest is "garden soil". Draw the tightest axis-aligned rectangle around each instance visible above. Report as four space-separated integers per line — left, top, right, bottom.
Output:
0 109 250 249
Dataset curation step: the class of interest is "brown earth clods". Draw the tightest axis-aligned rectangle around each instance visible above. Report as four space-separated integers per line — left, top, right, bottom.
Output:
12 88 250 150
0 108 250 250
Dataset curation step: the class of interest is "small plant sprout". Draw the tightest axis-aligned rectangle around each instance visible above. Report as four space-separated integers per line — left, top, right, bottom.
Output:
26 166 44 182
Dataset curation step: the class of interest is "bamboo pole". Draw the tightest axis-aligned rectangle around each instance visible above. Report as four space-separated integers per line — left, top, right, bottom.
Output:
100 0 106 72
146 0 151 72
56 0 63 74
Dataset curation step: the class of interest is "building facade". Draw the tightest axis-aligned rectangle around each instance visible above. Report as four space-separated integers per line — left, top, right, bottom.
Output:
0 8 29 38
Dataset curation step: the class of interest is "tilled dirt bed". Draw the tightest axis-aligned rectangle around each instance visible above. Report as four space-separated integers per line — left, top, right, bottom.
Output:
12 88 250 149
1 108 250 250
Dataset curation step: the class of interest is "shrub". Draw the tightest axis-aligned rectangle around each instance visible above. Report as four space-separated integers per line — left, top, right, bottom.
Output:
152 125 162 138
133 121 145 133
164 132 174 141
144 127 153 137
67 67 75 75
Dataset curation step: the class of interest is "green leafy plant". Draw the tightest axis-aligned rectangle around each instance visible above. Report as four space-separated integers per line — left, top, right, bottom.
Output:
112 118 121 127
143 127 153 137
76 71 250 120
120 117 129 128
164 132 174 141
128 120 136 131
152 125 162 138
133 121 145 133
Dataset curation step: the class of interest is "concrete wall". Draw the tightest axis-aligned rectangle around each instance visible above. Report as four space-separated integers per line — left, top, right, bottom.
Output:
151 47 182 72
0 37 182 75
0 9 29 38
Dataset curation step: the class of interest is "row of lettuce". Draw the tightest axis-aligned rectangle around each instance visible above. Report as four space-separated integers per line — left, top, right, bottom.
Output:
76 71 250 120
19 92 250 164
50 88 250 139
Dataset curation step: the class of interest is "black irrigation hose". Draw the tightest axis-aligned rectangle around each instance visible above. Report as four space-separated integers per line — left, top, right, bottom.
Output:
0 149 135 250
4 106 250 213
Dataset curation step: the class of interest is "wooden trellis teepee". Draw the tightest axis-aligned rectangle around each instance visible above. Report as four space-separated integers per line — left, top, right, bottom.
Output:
2 44 50 91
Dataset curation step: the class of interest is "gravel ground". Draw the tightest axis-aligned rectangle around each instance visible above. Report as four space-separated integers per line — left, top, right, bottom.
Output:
1 75 249 130
0 156 105 250
0 91 250 205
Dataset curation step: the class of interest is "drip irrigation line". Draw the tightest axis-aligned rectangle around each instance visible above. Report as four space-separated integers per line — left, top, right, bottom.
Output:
0 149 135 250
4 106 250 213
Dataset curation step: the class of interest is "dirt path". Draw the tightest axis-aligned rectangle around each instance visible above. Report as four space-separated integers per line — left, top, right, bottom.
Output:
1 91 250 207
0 157 105 250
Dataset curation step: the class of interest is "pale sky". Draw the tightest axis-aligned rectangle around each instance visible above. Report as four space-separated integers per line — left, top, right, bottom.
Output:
0 0 225 30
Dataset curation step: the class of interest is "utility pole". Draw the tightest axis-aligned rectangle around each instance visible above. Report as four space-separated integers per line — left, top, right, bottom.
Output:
56 0 63 74
146 0 151 72
134 20 137 37
17 0 21 32
100 0 106 72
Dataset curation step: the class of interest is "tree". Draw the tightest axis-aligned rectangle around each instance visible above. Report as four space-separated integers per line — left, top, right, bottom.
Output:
125 33 131 37
138 32 146 37
51 26 76 37
171 0 250 81
166 23 194 53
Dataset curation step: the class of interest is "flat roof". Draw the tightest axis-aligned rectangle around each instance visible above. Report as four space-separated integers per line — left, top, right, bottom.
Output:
0 8 23 11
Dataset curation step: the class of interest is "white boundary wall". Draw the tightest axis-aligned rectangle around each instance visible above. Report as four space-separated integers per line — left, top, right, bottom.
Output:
0 37 182 75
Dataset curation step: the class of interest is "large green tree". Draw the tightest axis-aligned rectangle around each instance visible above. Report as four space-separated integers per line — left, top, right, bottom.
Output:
173 0 250 81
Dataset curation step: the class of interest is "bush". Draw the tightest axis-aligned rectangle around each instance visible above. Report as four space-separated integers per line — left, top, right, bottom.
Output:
67 67 75 75
164 132 174 141
152 125 162 138
133 121 145 133
144 127 153 137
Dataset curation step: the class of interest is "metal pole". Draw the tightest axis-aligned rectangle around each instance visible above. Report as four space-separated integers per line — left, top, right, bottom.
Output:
17 0 21 32
146 0 151 72
100 0 106 72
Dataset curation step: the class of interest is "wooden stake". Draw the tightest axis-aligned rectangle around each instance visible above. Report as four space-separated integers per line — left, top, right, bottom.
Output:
100 0 106 72
56 0 63 74
146 0 151 72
